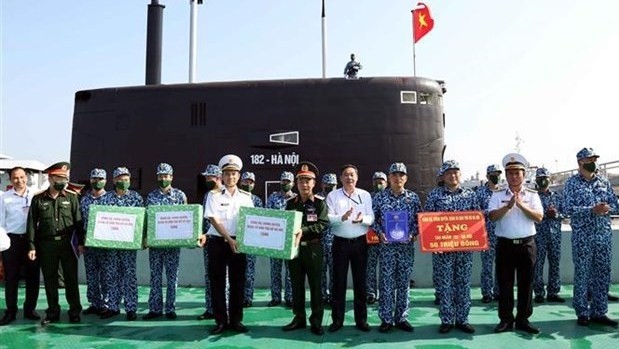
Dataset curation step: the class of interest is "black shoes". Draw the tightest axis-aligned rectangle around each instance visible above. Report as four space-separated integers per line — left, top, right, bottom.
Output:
366 295 377 305
481 295 492 304
143 312 163 320
455 323 475 333
41 316 59 326
590 316 619 327
379 322 392 333
283 319 306 331
69 314 81 323
166 312 177 320
126 311 137 321
396 320 414 332
515 321 540 334
547 295 565 303
577 316 589 326
197 310 214 320
230 322 248 333
608 294 619 302
310 325 324 335
24 311 41 320
0 313 16 326
356 322 371 332
211 323 227 335
494 321 513 333
328 322 343 332
434 295 440 305
243 300 252 308
438 323 453 333
285 300 293 308
83 306 102 315
99 309 120 319
267 300 281 307
534 295 545 303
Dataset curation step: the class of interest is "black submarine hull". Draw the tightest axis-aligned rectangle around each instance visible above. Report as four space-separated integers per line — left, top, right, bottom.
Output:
70 76 445 203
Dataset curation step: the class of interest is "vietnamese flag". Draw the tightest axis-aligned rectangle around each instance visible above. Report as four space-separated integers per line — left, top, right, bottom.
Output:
412 3 435 43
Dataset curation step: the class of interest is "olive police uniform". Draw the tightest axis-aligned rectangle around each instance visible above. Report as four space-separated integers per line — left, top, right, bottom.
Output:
284 162 329 335
27 162 84 323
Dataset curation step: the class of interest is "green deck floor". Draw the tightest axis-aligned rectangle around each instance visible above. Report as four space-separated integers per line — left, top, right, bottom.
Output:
1 285 618 349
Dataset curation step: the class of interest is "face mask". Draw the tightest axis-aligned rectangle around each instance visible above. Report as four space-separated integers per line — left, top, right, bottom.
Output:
281 183 292 192
158 179 172 188
324 185 335 193
488 175 500 185
240 184 254 192
53 181 68 191
115 181 130 191
373 184 386 192
205 181 217 191
583 162 597 173
92 181 105 190
536 178 549 188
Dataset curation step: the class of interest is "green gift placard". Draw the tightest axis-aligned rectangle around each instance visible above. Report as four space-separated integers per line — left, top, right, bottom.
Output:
86 205 145 250
146 204 203 248
237 207 302 260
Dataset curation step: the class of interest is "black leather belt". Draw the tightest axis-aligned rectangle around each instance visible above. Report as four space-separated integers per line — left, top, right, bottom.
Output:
7 233 26 238
208 235 236 241
334 235 365 242
300 238 321 246
498 236 533 245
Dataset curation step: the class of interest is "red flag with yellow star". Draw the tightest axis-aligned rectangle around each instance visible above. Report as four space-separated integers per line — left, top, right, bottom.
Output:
412 3 434 43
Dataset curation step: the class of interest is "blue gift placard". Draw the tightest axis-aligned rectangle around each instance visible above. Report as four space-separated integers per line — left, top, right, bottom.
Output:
384 210 410 243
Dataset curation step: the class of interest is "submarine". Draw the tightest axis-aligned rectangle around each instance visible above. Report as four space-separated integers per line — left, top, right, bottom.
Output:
69 2 446 204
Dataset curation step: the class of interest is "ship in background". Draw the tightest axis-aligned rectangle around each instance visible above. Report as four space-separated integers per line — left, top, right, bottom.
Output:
69 1 447 203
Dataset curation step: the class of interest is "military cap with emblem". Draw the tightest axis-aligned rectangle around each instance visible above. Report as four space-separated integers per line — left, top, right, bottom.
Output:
44 161 71 178
113 166 131 178
486 164 502 174
241 171 256 181
322 173 337 185
535 167 551 178
280 171 294 182
201 164 222 177
389 162 407 175
90 168 107 179
502 153 529 170
156 163 174 175
576 147 599 161
218 154 243 172
296 161 319 179
373 171 387 181
440 160 460 174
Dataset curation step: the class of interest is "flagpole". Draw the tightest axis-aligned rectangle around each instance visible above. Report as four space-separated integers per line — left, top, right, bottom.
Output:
321 0 327 78
413 41 417 77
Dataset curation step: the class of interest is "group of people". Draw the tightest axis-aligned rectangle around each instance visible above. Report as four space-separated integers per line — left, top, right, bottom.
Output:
0 147 617 337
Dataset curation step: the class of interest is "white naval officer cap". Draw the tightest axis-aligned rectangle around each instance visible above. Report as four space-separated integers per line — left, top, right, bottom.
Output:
502 153 529 170
218 154 243 172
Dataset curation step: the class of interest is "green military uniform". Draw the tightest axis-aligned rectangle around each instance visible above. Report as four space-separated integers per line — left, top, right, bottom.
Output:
284 161 329 334
27 162 84 323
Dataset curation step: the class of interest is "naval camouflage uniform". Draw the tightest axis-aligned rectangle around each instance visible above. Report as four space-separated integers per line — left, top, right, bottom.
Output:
145 186 187 316
533 183 565 300
563 166 618 320
27 186 84 321
266 191 294 304
366 189 382 303
318 190 334 303
476 183 500 300
372 187 422 326
80 188 107 312
99 188 144 315
244 193 263 305
425 173 480 327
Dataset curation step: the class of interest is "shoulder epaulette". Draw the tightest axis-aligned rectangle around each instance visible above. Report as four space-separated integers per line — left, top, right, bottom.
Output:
314 194 325 201
525 188 537 193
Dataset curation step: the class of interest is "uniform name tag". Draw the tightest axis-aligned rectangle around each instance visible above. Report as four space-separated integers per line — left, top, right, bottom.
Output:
220 203 230 206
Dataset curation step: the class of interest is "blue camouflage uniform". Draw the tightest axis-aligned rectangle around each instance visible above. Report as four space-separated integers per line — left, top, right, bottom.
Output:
242 171 264 305
200 164 221 316
266 174 295 305
319 172 337 303
100 167 144 316
80 168 107 312
563 148 619 321
372 163 422 327
533 167 565 300
367 171 387 303
477 164 502 301
145 163 187 316
425 160 480 328
430 168 444 305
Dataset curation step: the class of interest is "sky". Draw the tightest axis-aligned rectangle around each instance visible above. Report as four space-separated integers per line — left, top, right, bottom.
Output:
1 0 618 179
